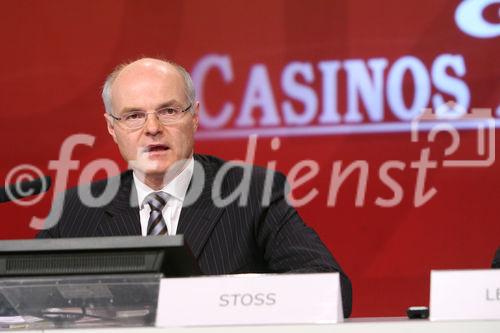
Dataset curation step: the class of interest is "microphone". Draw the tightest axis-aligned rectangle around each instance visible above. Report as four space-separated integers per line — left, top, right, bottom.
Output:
492 247 500 269
0 176 52 203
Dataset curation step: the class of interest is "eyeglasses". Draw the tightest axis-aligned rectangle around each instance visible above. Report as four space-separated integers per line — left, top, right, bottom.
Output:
110 104 192 129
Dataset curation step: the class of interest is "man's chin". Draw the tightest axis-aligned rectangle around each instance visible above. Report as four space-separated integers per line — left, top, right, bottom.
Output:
130 159 188 182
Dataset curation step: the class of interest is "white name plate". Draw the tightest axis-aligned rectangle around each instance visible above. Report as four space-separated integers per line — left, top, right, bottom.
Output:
156 272 343 327
430 269 500 321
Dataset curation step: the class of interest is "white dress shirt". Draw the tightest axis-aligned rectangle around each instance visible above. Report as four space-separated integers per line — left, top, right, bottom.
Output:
133 157 194 236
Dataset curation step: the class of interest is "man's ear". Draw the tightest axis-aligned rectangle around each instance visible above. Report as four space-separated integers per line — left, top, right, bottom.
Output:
104 113 118 143
192 101 200 131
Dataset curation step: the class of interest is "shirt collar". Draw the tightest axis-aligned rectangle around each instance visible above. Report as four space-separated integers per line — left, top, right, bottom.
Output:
133 157 194 209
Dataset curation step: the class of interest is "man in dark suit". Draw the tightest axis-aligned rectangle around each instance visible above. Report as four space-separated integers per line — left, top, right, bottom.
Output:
37 58 352 317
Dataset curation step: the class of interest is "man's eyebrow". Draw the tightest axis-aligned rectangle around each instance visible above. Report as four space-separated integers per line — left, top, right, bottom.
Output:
120 107 143 113
119 100 182 113
156 100 183 109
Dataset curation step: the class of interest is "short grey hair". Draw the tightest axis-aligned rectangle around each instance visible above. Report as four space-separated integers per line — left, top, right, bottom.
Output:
101 58 196 115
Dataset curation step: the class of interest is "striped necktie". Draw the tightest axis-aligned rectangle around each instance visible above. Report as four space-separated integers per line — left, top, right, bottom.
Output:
145 191 169 235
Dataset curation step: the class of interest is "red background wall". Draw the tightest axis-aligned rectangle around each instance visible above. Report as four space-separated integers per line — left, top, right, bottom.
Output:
1 0 499 317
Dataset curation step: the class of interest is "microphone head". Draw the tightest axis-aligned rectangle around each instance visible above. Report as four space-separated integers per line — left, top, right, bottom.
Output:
493 247 500 269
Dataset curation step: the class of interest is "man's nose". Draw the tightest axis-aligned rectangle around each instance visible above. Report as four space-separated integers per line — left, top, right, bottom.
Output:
144 112 162 134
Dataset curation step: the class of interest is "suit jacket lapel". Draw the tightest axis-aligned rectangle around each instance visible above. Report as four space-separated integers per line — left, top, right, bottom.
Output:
101 171 141 236
177 155 224 258
94 159 224 253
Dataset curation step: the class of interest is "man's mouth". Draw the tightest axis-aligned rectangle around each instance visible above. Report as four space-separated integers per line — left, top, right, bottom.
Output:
144 144 169 153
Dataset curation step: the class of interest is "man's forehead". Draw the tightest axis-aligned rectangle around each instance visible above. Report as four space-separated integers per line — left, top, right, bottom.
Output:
117 60 179 82
110 61 187 109
112 62 185 95
129 58 172 71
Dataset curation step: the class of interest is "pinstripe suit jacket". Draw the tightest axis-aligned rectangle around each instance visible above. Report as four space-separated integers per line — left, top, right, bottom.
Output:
37 154 352 317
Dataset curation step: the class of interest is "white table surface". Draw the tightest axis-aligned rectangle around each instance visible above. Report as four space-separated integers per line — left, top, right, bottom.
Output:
35 317 500 333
